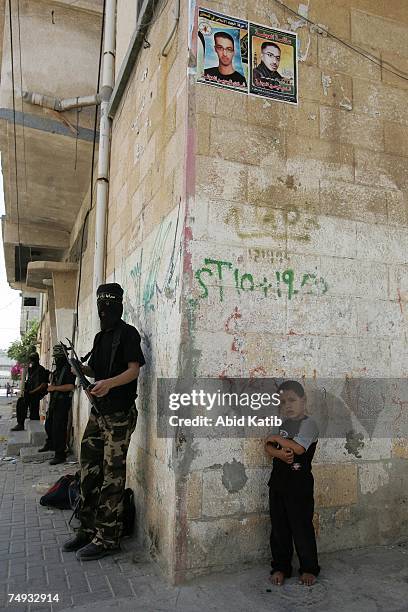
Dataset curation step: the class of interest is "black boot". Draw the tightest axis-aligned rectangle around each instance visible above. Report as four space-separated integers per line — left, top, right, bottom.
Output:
76 542 119 561
63 534 92 552
49 456 66 465
38 443 52 452
10 424 24 431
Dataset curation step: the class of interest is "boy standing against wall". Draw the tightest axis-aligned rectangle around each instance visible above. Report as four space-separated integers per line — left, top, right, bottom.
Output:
265 380 320 586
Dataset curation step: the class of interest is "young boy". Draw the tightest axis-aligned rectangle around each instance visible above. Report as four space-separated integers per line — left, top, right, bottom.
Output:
265 380 320 586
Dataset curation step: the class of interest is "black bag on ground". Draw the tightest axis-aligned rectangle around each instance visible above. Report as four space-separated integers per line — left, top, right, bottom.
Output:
43 473 136 537
40 474 76 510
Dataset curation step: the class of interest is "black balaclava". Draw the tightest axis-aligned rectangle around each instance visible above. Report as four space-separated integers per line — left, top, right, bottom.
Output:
29 352 40 369
52 345 66 371
97 283 124 331
55 357 65 370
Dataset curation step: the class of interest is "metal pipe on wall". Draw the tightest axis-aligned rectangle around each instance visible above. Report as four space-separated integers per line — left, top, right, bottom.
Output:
22 91 100 111
92 0 117 336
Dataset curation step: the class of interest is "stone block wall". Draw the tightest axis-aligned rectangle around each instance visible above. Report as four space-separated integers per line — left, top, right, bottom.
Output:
103 0 189 579
66 0 408 584
63 0 190 578
176 0 408 579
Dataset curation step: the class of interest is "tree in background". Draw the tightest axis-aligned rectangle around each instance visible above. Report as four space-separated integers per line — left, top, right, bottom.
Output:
10 363 23 380
7 321 40 364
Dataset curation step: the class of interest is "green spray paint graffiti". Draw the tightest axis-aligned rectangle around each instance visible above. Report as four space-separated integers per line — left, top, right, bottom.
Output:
126 203 183 315
194 258 328 302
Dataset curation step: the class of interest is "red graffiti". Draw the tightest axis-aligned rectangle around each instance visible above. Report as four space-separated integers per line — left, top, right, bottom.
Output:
225 306 245 354
224 306 242 333
249 366 267 379
397 288 404 314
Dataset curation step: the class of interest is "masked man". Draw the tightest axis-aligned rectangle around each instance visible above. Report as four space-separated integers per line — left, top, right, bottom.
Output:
11 352 48 431
63 283 145 561
39 345 76 465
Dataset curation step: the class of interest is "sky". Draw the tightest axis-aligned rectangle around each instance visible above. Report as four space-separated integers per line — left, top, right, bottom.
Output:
0 165 21 351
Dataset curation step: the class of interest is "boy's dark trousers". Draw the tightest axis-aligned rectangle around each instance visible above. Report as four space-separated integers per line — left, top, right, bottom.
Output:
269 485 320 577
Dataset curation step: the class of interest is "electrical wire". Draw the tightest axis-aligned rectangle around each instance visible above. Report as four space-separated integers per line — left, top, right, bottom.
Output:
8 0 23 290
0 296 20 311
73 0 105 340
272 0 408 83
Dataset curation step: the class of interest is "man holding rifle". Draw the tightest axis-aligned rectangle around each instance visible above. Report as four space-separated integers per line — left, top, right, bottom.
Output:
38 344 75 464
63 283 145 561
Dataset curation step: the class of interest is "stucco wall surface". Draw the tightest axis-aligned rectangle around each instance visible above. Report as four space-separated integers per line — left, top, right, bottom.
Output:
175 0 408 580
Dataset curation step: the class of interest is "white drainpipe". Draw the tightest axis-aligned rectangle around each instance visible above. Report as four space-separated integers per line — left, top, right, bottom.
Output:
92 0 117 336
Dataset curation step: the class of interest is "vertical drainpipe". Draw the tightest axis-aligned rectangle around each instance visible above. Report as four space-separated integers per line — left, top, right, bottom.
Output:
92 0 117 336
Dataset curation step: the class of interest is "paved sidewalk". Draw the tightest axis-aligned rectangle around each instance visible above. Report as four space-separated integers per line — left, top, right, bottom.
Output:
1 397 408 612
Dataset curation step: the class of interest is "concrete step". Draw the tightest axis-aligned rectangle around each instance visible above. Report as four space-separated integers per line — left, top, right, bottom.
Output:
6 421 47 456
20 446 54 463
27 420 46 446
6 429 31 456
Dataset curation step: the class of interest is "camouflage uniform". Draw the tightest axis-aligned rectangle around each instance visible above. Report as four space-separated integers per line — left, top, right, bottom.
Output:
78 405 138 547
64 284 144 559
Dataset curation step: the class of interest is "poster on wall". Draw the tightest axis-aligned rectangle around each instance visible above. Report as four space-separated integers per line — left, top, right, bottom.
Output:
249 22 298 105
197 8 248 93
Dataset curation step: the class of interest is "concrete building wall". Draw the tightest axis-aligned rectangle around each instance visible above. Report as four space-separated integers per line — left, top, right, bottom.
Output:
30 0 408 584
20 292 40 335
173 0 408 579
115 0 138 72
105 0 189 578
0 0 101 133
67 180 97 446
38 296 53 371
69 0 189 580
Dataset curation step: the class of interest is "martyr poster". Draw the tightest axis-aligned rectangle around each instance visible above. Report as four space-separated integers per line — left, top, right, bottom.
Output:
249 22 298 104
197 8 248 93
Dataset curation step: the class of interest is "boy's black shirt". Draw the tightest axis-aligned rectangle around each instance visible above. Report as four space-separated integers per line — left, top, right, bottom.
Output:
88 319 145 411
268 416 318 492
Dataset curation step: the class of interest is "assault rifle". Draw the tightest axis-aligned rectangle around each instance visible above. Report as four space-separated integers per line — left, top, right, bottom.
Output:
60 339 108 424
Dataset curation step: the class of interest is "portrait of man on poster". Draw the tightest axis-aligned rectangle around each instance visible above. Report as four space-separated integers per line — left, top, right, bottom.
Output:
204 30 247 87
253 41 286 84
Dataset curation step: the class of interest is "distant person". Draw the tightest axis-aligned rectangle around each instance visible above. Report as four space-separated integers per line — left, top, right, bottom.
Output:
253 42 285 84
11 352 48 431
38 345 75 465
204 31 247 87
6 382 11 397
25 352 48 420
265 380 320 587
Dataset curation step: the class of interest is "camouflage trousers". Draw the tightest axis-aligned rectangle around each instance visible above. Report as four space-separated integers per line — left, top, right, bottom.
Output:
77 405 137 548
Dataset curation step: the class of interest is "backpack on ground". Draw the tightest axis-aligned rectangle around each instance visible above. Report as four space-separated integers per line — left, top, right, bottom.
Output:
39 474 76 510
42 473 136 538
